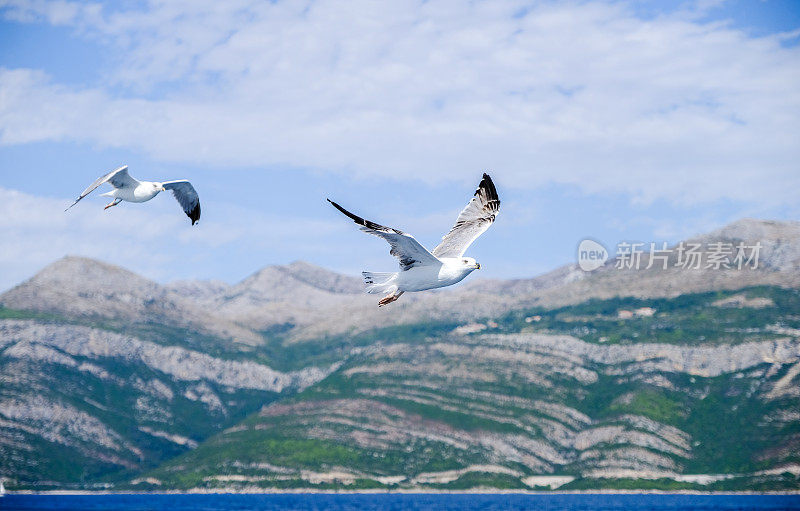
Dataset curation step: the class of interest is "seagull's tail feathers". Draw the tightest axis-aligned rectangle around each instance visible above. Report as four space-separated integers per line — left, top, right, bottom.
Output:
362 271 397 294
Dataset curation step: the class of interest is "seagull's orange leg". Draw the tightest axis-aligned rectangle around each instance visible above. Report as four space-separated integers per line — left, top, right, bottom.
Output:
378 291 404 307
104 199 122 210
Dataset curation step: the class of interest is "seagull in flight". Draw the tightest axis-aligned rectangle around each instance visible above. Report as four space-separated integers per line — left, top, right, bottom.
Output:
329 173 500 306
66 165 201 225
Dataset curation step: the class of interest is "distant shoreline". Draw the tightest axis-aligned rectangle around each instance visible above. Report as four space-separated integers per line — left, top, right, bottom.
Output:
7 489 800 496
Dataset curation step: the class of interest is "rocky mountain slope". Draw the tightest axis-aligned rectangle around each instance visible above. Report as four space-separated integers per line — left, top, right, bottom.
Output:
0 319 334 484
0 256 264 347
508 218 800 310
141 286 800 491
189 218 800 343
0 218 798 491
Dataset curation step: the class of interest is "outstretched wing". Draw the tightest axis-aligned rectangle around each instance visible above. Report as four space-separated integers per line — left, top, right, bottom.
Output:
163 180 201 225
432 173 500 258
328 199 441 271
65 165 138 211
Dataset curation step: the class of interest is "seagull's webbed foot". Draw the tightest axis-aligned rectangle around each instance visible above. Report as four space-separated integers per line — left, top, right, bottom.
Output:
378 291 404 307
104 199 122 210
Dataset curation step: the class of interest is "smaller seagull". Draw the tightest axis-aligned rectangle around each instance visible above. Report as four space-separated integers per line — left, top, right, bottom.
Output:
329 173 500 306
66 165 201 225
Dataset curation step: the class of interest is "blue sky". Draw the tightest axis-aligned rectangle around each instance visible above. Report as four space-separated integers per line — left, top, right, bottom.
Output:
0 0 799 291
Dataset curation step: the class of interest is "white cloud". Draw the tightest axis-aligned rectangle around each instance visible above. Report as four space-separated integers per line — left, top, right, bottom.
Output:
0 186 349 291
0 187 178 289
0 0 798 207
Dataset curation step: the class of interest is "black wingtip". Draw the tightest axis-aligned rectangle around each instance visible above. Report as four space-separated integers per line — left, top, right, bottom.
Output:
473 173 499 212
327 198 355 219
188 203 201 225
476 173 498 199
327 198 392 232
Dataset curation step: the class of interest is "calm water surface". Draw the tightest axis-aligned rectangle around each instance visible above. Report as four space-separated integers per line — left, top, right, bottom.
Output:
2 493 800 511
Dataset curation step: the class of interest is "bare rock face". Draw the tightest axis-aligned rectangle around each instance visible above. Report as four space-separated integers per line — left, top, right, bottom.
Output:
0 256 262 345
221 264 352 308
164 279 232 306
700 218 800 273
156 328 800 489
3 219 798 346
242 218 800 340
279 261 365 295
0 320 332 392
0 318 335 484
497 218 800 311
1 256 164 318
163 261 365 332
461 263 588 296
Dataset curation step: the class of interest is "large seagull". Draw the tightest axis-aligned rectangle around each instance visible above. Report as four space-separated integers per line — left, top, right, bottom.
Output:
329 173 500 306
66 165 201 225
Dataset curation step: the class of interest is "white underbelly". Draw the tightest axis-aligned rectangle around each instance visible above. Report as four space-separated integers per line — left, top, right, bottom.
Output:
396 265 470 292
116 186 157 203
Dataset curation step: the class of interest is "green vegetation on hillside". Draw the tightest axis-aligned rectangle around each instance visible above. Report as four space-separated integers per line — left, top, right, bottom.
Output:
496 286 800 345
3 286 799 491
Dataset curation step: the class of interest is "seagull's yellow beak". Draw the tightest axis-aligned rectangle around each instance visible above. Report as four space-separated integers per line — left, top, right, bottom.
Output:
161 186 166 192
475 263 481 270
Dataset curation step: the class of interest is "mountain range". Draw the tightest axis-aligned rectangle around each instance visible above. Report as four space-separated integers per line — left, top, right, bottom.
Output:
0 218 799 491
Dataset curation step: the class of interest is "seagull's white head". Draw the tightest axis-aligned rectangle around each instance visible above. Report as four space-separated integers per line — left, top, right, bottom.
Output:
152 182 167 192
461 257 480 270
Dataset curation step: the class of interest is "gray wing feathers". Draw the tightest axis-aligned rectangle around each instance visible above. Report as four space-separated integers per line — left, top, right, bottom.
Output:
163 180 201 225
366 228 440 271
432 173 500 258
65 165 137 211
328 199 440 271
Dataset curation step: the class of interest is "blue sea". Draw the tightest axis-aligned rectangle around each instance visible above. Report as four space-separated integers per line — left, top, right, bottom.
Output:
1 494 799 511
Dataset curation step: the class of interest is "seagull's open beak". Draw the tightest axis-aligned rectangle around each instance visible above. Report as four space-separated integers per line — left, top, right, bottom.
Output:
475 263 481 269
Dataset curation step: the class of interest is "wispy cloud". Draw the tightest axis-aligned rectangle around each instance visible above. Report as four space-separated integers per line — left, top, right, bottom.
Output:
0 0 797 209
0 186 179 289
0 186 349 291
